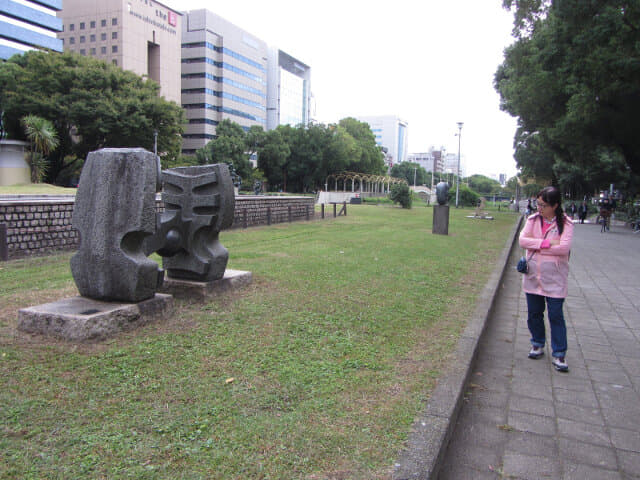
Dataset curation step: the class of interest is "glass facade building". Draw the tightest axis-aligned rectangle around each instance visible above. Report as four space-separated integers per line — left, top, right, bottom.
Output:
266 47 311 130
356 115 409 166
181 9 267 155
0 0 63 60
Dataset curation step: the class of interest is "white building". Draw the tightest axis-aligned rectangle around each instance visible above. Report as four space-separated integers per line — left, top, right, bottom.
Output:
356 115 408 166
267 47 311 129
1 0 63 60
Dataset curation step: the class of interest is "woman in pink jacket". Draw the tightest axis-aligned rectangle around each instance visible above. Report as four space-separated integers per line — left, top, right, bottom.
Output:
519 186 574 372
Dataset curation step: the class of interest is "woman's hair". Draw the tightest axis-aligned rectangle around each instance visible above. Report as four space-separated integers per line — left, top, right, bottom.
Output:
537 186 566 235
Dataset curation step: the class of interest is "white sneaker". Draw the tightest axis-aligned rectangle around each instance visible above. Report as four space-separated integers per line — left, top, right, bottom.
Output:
528 347 544 359
552 356 569 372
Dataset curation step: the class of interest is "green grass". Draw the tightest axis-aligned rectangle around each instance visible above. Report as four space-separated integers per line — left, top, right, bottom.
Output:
0 205 517 479
0 184 77 195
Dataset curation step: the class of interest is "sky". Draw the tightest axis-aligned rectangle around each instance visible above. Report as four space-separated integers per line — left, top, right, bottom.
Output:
177 0 520 179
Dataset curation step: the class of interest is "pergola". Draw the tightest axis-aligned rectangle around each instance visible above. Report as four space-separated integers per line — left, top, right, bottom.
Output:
325 172 406 196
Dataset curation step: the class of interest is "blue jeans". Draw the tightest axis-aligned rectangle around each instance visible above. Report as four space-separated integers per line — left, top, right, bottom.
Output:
526 293 567 358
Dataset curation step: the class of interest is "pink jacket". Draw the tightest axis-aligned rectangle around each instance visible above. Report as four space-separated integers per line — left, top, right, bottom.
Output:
519 212 574 298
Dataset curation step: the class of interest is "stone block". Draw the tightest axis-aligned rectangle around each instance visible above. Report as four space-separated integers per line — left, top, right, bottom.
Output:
159 269 252 301
18 294 173 342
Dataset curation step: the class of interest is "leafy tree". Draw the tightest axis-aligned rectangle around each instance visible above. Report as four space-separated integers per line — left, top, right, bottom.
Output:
338 117 386 174
195 119 252 181
0 50 185 182
496 0 640 190
390 162 428 186
257 127 290 190
448 184 480 207
389 183 412 208
466 174 502 196
21 114 58 183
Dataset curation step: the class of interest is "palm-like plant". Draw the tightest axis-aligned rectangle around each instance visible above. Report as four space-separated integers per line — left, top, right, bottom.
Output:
21 115 59 183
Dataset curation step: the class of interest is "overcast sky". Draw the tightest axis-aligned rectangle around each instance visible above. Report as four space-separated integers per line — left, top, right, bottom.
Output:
177 0 519 179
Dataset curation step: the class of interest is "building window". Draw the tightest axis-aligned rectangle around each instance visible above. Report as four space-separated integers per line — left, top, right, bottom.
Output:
80 22 85 30
90 34 96 42
112 45 118 53
101 46 106 54
112 32 117 40
69 37 75 44
80 49 86 55
112 59 117 66
112 18 117 26
90 48 96 55
69 23 74 31
80 36 85 43
101 33 106 41
90 21 96 28
101 19 106 27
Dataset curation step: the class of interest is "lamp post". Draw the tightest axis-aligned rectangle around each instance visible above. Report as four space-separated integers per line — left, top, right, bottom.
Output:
413 166 417 187
153 129 158 156
455 122 463 208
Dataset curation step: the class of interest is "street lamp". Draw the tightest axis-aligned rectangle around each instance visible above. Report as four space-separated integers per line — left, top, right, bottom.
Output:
413 166 417 187
153 129 158 156
455 122 463 208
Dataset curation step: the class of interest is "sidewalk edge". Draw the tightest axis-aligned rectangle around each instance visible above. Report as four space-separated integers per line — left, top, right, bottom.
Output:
392 214 524 480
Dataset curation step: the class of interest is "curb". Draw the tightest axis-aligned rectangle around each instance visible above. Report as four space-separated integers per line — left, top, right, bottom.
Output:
392 214 524 480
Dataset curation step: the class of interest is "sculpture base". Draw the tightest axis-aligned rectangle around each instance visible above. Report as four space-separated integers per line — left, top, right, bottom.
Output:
17 294 173 342
159 269 252 300
432 205 450 235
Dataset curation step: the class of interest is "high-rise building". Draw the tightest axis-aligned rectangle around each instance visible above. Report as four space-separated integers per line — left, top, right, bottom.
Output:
356 115 408 166
181 9 267 155
408 149 445 173
57 0 182 104
267 47 311 130
1 0 63 60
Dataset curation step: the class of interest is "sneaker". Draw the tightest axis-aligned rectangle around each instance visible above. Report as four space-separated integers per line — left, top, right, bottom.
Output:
552 356 569 372
528 347 544 359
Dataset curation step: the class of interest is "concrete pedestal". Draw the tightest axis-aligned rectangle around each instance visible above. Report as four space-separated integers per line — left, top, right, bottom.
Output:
159 269 252 300
432 205 450 235
18 294 173 342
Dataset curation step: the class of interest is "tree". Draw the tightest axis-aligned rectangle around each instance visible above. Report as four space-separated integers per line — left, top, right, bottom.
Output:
195 119 252 181
390 162 428 186
338 117 386 174
466 174 502 196
257 127 290 190
0 50 185 182
21 114 58 183
389 183 412 208
496 0 640 187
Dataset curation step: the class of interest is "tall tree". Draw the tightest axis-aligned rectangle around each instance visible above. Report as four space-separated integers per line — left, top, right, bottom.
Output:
21 115 59 183
338 117 386 174
496 0 640 186
0 50 185 182
390 162 428 186
195 119 252 181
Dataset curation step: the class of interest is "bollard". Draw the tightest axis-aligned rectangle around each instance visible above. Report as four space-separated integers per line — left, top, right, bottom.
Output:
243 208 248 228
0 223 7 261
321 204 325 219
333 203 337 217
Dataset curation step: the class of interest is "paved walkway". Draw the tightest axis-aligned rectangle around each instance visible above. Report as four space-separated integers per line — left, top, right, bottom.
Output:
438 222 640 479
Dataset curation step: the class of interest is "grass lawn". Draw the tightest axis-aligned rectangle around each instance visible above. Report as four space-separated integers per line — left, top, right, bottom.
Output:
0 184 77 195
0 204 517 479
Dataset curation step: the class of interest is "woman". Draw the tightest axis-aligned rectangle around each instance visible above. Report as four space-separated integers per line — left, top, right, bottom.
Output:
519 186 574 372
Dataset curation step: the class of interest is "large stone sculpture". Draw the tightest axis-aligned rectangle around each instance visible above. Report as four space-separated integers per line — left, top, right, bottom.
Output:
71 148 162 302
145 164 235 282
71 149 235 302
436 181 450 205
433 181 450 235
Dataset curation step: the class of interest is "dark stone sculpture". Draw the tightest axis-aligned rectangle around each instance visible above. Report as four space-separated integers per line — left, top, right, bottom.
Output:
71 149 162 302
71 149 236 303
436 182 450 205
253 180 262 195
146 164 235 282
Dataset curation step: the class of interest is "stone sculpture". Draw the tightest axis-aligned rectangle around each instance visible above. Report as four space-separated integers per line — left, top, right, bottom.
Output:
145 165 235 282
436 182 450 205
71 148 235 303
71 148 162 302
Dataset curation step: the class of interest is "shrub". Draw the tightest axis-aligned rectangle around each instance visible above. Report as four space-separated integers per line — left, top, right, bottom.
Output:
389 183 413 209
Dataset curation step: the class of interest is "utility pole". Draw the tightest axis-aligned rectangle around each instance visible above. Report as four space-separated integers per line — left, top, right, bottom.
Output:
455 122 463 208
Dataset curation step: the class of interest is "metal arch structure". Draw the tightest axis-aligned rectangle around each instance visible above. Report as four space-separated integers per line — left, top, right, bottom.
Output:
325 172 406 196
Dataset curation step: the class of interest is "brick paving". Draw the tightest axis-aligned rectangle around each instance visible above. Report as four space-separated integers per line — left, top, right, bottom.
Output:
438 222 640 480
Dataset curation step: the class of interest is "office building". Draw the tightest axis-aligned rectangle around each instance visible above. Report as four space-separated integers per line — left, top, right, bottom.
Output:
181 9 268 155
356 115 408 166
1 0 63 60
267 46 311 129
57 0 182 103
408 149 445 173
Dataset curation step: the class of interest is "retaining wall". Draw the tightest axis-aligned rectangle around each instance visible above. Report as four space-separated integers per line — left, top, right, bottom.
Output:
0 195 316 260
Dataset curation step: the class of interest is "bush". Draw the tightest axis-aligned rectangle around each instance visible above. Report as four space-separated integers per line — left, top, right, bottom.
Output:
448 184 479 206
389 183 413 209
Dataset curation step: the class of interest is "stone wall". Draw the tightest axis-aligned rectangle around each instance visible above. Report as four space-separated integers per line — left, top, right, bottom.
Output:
0 195 317 260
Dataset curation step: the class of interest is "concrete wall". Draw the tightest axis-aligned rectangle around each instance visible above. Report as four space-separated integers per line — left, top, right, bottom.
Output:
0 195 316 260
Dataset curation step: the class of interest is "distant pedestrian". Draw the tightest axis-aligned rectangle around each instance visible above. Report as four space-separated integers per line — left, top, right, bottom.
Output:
569 202 577 220
526 199 533 216
519 186 574 372
578 201 588 224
